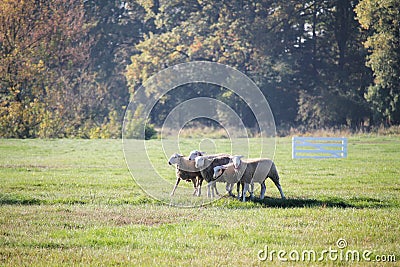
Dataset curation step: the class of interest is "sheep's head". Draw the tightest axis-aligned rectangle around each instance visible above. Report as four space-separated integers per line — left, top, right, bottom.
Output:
213 165 227 179
188 150 205 160
194 156 205 168
168 153 183 165
232 155 243 171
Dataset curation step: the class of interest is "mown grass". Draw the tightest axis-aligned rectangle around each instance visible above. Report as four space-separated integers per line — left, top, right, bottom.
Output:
0 136 399 266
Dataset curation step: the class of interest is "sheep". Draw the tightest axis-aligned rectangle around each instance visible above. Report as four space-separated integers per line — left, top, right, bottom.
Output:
194 154 231 169
212 163 253 200
194 154 232 198
188 150 205 160
234 156 285 201
212 163 244 198
168 153 203 196
232 156 254 200
213 163 260 201
214 156 285 202
193 155 248 199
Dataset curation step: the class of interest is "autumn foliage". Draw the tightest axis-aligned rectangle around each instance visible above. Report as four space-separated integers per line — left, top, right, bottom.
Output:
0 0 399 138
0 0 106 138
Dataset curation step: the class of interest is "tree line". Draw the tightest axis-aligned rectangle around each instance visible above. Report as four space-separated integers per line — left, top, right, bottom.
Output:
1 0 399 138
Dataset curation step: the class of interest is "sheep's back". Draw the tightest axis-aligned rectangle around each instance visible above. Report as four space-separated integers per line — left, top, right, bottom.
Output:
178 157 199 173
219 163 244 184
241 159 274 183
204 153 230 159
200 156 231 182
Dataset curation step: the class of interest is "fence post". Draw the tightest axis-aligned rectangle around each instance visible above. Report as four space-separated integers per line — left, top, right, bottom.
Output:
342 138 348 158
292 136 296 159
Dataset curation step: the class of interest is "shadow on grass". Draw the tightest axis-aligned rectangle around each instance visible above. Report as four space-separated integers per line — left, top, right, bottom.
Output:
0 193 393 209
0 194 43 205
256 197 351 208
0 193 157 206
214 195 393 209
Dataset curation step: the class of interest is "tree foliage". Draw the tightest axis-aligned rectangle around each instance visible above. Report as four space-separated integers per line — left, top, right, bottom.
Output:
126 0 375 130
0 0 399 138
0 0 94 137
355 0 400 124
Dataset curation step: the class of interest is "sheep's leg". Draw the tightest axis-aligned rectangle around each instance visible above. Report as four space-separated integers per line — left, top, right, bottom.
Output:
207 181 214 198
196 177 203 197
192 178 198 196
229 183 236 196
273 180 286 199
226 183 235 197
207 181 211 198
270 166 286 199
250 182 255 200
214 183 220 196
225 183 230 194
277 184 286 199
260 181 266 200
236 182 242 200
231 184 236 197
242 183 249 202
170 177 181 196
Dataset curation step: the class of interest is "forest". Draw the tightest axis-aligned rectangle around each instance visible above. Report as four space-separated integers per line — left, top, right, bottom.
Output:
1 0 399 138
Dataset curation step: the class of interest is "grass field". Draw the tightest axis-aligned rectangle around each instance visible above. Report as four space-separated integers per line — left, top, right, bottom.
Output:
0 136 399 266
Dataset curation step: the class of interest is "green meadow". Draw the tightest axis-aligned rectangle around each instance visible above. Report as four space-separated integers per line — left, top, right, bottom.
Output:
0 136 399 266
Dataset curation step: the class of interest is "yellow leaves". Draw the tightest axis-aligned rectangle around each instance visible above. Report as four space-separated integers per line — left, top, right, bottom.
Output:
87 109 121 139
170 51 181 60
10 87 20 97
221 90 234 99
137 0 157 21
354 0 375 29
0 99 46 138
175 45 184 52
37 60 45 71
88 126 102 139
356 0 400 30
364 32 393 51
189 37 203 54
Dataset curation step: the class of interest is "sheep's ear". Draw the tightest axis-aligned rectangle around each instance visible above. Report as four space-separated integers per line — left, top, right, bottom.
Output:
177 153 183 157
221 165 228 170
200 151 206 155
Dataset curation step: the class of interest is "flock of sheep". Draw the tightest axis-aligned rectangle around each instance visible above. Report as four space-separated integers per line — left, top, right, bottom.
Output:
168 150 286 202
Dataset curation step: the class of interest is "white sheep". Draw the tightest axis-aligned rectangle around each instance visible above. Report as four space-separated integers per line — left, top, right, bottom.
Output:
194 154 231 169
212 163 243 197
214 156 286 201
201 154 252 199
168 153 203 196
212 163 253 200
232 156 254 199
235 156 285 201
194 154 232 198
188 150 205 160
